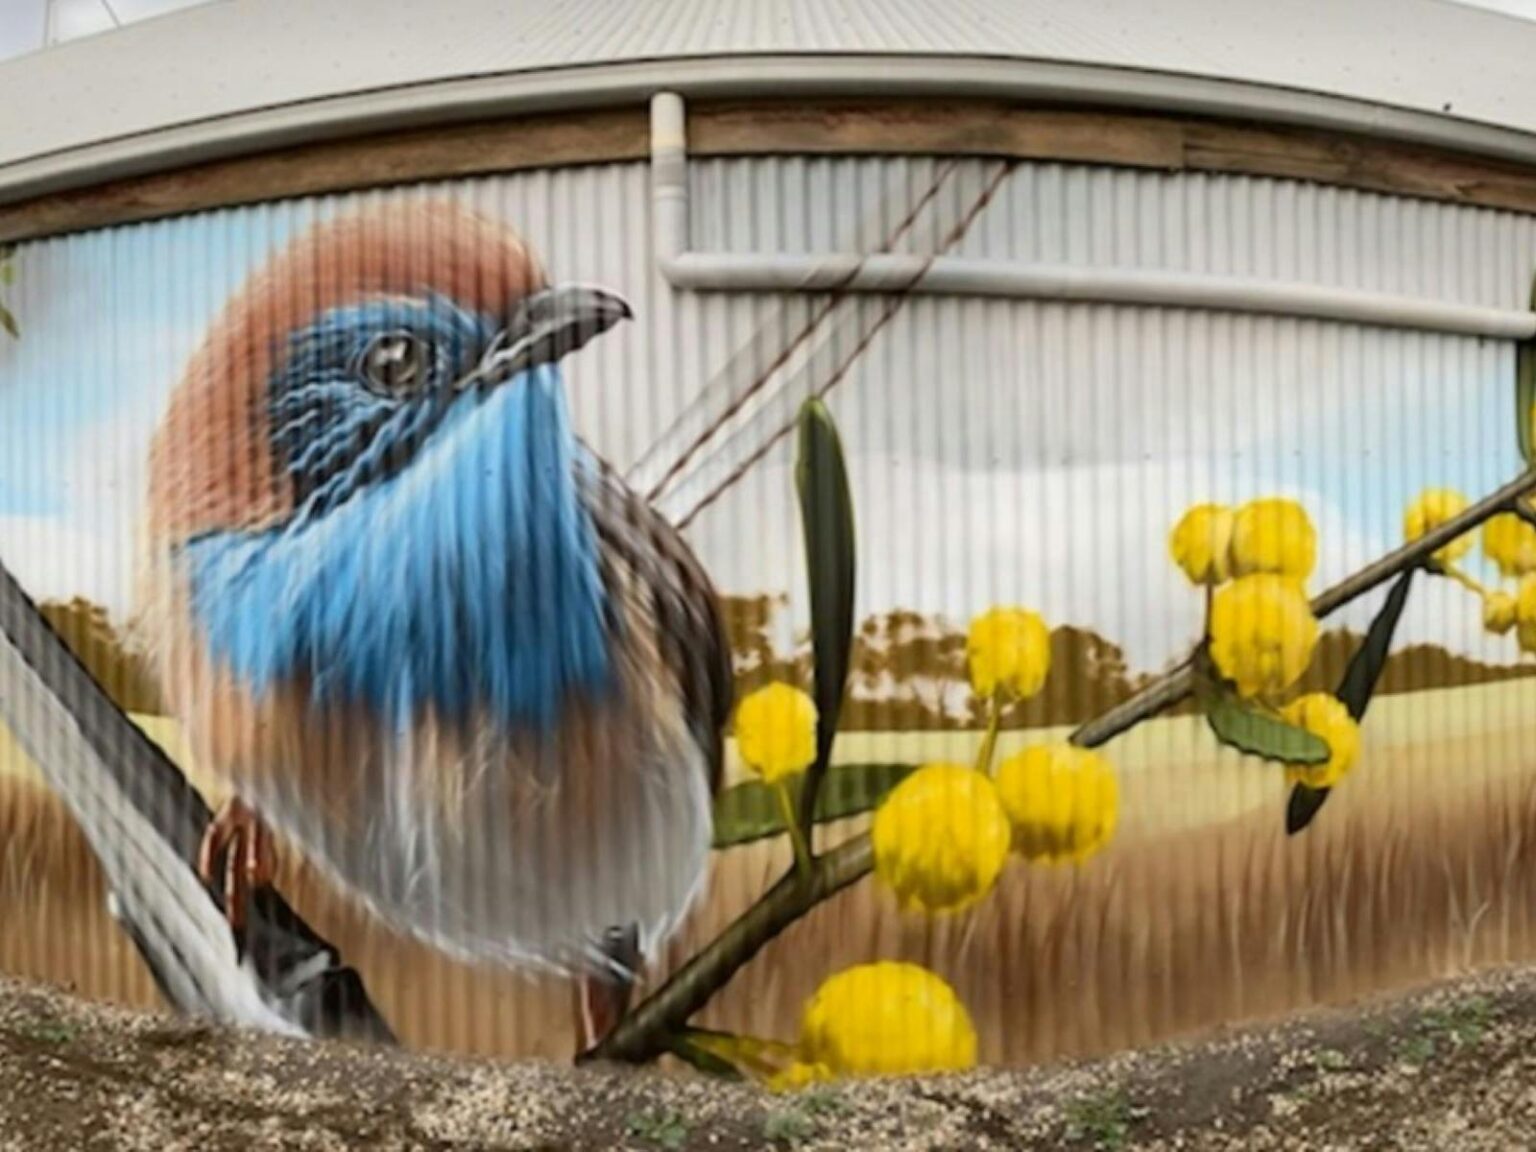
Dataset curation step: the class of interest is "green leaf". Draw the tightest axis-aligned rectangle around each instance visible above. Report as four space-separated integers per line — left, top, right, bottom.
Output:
712 762 914 848
1336 567 1415 722
0 261 14 286
0 304 16 340
1286 783 1330 834
663 1032 749 1080
1204 685 1330 765
1518 274 1536 466
793 399 856 830
1285 566 1416 837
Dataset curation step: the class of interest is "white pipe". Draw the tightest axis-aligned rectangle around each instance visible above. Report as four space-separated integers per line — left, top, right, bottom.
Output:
651 92 1536 340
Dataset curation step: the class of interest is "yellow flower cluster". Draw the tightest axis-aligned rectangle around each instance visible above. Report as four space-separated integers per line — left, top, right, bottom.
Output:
1170 498 1322 700
735 683 818 784
1209 574 1319 700
871 764 1012 913
872 742 1120 911
1518 577 1536 654
1402 488 1474 567
1279 693 1361 790
995 744 1119 863
1168 497 1317 588
967 607 1051 700
1482 510 1536 579
1484 589 1518 636
1428 496 1536 649
795 963 977 1078
1398 488 1536 648
1169 503 1234 586
1231 498 1317 582
1399 487 1536 652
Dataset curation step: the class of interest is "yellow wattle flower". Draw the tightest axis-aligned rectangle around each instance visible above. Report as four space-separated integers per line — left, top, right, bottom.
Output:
871 763 1012 913
1231 498 1317 582
1516 576 1536 655
1209 574 1319 699
1482 511 1536 579
798 963 978 1077
966 607 1051 701
1169 503 1235 587
1485 589 1518 636
994 744 1119 864
734 683 818 783
1402 488 1473 566
1279 692 1360 790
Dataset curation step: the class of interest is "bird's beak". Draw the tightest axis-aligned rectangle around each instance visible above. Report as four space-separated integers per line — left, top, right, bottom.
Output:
460 285 632 391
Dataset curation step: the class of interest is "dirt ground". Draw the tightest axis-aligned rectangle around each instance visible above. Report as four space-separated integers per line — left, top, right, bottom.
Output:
4 964 1536 1150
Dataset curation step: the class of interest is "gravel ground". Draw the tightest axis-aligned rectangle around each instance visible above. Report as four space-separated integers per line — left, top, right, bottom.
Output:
3 969 1536 1150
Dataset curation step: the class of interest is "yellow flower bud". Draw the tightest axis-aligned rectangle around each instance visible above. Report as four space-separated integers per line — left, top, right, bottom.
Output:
1483 511 1536 579
1517 577 1536 654
1279 692 1360 790
994 744 1119 864
1209 574 1319 699
1402 488 1473 566
1485 590 1518 636
966 607 1051 701
1231 498 1317 582
799 963 978 1077
871 763 1012 913
1169 503 1235 587
734 683 818 783
1518 576 1536 622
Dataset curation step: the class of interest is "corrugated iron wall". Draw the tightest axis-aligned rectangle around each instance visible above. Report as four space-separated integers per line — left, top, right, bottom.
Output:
2 152 1536 1068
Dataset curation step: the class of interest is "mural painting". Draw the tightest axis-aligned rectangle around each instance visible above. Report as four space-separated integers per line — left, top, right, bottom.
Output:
5 159 1536 1078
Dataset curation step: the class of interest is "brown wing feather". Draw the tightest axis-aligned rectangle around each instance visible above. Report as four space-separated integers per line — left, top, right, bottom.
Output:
580 451 734 792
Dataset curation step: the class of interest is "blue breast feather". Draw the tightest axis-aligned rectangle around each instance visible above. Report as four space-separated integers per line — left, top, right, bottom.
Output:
183 365 615 733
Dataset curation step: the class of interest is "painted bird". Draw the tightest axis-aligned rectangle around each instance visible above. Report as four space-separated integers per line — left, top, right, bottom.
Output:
138 200 732 1047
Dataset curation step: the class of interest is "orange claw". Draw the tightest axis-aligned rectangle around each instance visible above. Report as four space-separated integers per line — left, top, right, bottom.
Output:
197 796 277 939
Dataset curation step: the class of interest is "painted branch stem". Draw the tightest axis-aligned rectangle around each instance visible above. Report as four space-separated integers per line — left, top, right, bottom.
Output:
598 466 1536 1067
589 834 873 1063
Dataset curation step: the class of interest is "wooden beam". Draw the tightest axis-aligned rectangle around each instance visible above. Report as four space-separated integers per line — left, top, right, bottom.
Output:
0 109 652 244
8 99 1536 244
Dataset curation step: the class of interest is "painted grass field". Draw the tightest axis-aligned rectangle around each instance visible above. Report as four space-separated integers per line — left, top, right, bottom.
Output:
4 678 1536 1066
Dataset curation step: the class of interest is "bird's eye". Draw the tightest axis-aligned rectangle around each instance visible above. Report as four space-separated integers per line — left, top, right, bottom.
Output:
358 330 430 398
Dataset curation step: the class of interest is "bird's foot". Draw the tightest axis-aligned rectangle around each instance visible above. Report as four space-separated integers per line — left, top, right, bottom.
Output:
574 925 642 1056
197 796 277 943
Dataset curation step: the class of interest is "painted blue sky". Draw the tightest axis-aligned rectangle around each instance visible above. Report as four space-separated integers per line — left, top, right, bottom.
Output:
0 182 1527 673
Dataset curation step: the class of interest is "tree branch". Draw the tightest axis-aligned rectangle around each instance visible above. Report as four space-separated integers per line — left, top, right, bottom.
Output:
589 835 873 1064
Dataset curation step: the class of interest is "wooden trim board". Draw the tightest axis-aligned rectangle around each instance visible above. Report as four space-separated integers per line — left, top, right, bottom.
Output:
7 100 1536 243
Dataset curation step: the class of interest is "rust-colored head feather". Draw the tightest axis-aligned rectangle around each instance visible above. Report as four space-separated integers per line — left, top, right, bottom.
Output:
146 200 545 543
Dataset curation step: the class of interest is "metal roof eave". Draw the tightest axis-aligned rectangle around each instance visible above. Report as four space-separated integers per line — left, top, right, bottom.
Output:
5 52 1536 212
